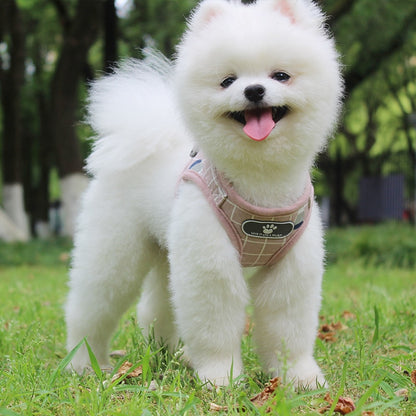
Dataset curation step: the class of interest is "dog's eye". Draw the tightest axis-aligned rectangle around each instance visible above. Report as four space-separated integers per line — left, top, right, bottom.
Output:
271 71 291 83
220 76 237 88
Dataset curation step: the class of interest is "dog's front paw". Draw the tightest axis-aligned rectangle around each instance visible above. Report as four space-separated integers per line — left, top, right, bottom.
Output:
65 354 92 375
286 357 327 390
66 361 89 375
179 344 243 387
195 358 243 388
65 351 112 376
66 362 113 376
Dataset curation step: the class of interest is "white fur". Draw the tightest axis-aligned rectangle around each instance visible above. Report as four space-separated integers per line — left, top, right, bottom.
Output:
65 0 342 389
60 173 89 237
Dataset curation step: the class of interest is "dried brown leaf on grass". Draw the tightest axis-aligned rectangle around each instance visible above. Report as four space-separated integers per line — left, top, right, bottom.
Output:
318 392 355 414
111 361 143 383
411 369 416 386
318 322 346 342
210 377 281 413
249 376 281 410
394 388 409 401
244 316 252 336
209 402 229 412
341 310 356 320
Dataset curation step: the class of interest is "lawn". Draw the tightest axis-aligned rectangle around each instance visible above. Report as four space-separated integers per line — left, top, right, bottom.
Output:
0 224 415 415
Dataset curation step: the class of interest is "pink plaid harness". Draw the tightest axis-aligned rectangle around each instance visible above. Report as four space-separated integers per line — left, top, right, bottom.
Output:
180 153 314 267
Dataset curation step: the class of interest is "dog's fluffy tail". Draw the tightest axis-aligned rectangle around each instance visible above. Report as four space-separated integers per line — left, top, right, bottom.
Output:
86 49 185 176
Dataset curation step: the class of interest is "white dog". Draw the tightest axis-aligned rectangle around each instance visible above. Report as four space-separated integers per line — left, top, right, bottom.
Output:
65 0 342 389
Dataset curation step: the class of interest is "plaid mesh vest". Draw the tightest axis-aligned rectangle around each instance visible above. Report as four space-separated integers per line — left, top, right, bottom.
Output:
180 153 314 267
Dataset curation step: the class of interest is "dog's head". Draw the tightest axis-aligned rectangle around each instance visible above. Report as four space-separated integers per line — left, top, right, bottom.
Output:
174 0 343 169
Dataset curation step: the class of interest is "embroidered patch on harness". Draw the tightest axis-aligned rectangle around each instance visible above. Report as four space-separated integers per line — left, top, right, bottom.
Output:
242 220 294 239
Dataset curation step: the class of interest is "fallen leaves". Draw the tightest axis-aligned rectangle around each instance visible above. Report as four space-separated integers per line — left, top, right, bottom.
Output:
318 311 355 342
249 377 281 411
101 344 416 415
341 310 356 320
111 361 142 384
411 369 416 386
209 380 366 415
318 392 355 414
209 365 416 414
394 368 416 402
318 322 346 342
394 388 409 401
209 402 228 412
210 377 281 413
244 316 252 336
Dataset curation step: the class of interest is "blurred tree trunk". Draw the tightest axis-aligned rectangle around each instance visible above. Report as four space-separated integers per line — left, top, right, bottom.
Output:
49 0 102 236
29 42 55 237
0 0 30 240
104 0 118 72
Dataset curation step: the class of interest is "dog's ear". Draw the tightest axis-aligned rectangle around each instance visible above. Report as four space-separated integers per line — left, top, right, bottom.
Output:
270 0 326 31
187 0 229 31
274 0 297 23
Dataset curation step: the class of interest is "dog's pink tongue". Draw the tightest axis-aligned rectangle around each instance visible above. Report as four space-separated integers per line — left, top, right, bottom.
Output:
243 108 275 141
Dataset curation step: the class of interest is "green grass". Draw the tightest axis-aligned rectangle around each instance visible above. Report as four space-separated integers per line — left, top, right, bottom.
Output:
1 223 416 415
325 222 416 268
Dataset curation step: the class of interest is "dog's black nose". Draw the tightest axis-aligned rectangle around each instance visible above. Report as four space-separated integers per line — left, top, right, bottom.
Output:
244 84 266 103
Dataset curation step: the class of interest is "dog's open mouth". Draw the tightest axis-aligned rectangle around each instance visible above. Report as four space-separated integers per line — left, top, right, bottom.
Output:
227 106 289 141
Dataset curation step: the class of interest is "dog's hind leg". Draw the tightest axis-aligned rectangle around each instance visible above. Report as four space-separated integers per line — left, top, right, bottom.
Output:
65 238 156 374
65 182 158 374
136 255 179 350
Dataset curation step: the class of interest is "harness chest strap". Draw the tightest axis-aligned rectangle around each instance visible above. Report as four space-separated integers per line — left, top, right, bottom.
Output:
180 154 314 267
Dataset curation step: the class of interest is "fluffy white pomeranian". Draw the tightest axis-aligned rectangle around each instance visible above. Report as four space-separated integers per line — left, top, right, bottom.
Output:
66 0 342 389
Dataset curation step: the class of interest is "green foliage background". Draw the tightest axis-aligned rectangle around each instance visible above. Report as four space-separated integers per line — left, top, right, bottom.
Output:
0 0 415 224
